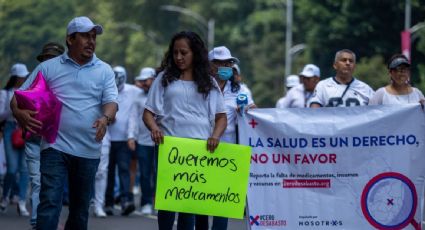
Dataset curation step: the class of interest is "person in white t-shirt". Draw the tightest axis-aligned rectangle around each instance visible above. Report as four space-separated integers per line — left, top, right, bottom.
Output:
369 54 425 105
276 64 321 108
309 49 374 107
127 67 156 215
143 31 227 230
104 66 141 216
193 46 256 230
276 75 301 108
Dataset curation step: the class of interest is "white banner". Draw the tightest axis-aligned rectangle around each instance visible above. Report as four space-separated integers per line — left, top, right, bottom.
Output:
239 104 425 230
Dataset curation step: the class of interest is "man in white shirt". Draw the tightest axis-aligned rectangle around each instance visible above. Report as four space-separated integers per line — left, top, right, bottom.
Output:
127 67 156 215
309 49 374 107
276 64 320 108
276 75 301 108
104 66 141 216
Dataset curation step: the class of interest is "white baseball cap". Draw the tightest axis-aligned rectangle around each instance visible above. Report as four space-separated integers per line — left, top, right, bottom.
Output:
10 63 29 78
286 75 300 88
66 16 103 35
135 67 156 81
299 64 320 78
208 46 239 63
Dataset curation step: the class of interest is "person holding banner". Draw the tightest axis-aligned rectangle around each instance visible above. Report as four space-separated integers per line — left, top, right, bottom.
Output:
143 31 227 230
309 49 374 107
369 54 425 105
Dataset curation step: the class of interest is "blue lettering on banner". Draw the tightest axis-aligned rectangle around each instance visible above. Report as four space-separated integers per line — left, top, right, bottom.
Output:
249 137 308 148
352 134 418 147
312 137 326 148
247 134 419 149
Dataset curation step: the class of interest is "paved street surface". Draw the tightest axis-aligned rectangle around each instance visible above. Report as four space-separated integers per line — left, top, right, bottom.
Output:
0 203 248 230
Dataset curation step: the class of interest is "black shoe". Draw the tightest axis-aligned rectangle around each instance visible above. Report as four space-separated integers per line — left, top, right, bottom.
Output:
121 202 135 216
104 206 114 216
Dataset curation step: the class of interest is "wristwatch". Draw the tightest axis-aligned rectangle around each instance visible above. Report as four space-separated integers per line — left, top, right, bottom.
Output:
102 114 112 125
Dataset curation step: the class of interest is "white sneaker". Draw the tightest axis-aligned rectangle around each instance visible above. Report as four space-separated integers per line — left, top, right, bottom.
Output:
132 186 140 195
17 201 30 216
0 198 9 212
140 204 153 215
94 206 107 218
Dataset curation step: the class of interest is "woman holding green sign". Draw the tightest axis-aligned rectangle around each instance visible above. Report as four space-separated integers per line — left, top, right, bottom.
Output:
143 31 227 230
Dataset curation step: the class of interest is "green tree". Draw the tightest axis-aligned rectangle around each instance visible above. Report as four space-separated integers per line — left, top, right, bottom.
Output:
354 55 388 90
0 0 76 85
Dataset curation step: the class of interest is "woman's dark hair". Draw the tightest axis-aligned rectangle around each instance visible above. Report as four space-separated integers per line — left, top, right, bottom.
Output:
4 76 19 90
157 31 213 98
229 69 241 93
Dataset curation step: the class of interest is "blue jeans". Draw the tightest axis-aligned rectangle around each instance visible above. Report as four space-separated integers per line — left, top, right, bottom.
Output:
105 141 133 206
195 215 229 230
25 138 41 227
2 121 28 201
136 144 154 206
36 148 99 230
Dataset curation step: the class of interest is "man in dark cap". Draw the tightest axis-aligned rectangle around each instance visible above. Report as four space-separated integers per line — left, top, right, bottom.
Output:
36 42 65 62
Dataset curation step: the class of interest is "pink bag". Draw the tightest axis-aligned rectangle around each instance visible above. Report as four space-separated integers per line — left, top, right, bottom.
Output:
14 71 62 143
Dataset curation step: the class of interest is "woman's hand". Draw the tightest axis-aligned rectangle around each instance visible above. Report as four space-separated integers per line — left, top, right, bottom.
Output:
236 103 257 114
151 127 164 145
127 138 136 151
207 136 220 153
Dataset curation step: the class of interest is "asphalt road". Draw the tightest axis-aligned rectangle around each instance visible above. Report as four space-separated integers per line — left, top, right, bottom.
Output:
0 203 248 230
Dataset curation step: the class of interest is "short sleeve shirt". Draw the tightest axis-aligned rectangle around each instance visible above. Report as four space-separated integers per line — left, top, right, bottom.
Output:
276 84 308 108
369 87 425 105
308 77 374 107
19 53 118 159
145 72 225 140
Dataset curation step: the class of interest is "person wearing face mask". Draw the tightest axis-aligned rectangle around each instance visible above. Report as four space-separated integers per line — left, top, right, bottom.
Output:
104 66 141 216
369 54 425 105
193 46 256 230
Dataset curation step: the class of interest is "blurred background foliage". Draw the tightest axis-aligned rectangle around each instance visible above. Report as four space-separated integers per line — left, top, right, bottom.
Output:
0 0 424 107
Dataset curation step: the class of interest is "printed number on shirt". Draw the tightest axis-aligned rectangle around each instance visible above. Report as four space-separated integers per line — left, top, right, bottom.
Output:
327 97 360 107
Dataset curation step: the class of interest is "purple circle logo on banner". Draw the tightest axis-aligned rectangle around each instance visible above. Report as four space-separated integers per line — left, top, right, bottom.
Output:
361 172 420 230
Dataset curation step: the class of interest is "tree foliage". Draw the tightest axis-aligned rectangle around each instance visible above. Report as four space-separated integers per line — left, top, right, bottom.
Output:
0 0 424 106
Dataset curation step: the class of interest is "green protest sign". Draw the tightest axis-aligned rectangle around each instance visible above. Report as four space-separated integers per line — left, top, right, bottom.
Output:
155 136 252 219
